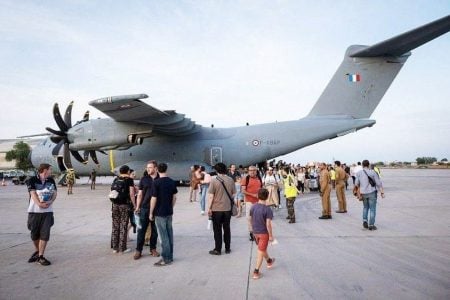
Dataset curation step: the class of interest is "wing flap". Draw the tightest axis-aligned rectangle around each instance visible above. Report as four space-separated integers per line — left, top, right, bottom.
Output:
89 94 201 136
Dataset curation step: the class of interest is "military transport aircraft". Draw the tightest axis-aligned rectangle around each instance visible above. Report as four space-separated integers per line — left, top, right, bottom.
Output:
30 15 450 181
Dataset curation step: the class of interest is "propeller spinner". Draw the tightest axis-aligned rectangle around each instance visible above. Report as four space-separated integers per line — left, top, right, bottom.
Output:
46 102 102 169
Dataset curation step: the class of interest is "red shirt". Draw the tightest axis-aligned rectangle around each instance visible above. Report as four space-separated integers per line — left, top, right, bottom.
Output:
241 176 262 204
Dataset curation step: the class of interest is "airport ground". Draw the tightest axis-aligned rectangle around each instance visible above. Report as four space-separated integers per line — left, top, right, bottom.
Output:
0 169 449 300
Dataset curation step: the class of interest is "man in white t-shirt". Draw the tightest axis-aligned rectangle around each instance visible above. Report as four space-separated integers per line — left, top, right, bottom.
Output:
26 163 57 266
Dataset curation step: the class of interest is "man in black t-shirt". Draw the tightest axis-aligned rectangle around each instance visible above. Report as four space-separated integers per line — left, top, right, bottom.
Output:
133 160 160 260
150 163 178 266
227 164 241 181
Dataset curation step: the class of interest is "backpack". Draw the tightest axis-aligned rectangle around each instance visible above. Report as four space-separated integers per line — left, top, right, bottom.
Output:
245 174 263 188
109 177 129 204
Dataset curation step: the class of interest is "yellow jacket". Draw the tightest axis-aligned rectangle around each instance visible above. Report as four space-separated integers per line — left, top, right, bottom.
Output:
283 174 298 198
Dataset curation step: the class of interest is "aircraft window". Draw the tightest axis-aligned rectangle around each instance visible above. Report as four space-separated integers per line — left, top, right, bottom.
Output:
129 153 132 156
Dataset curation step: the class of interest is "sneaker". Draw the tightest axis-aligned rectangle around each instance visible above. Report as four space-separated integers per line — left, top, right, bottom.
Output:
201 211 205 215
209 249 221 255
154 259 172 267
225 249 231 254
267 258 275 269
252 269 261 280
28 251 39 263
37 256 51 266
112 249 119 254
133 251 142 260
363 221 368 229
122 248 131 253
369 225 377 231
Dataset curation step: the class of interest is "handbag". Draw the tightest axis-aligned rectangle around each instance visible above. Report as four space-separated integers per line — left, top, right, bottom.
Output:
363 170 376 187
216 176 238 216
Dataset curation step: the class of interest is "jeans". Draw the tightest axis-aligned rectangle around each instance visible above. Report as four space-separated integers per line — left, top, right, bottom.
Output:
212 211 231 252
200 184 209 212
155 216 173 262
136 208 158 252
362 191 377 226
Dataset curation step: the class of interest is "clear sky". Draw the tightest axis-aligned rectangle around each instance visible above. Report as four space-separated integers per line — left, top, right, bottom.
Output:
0 1 449 165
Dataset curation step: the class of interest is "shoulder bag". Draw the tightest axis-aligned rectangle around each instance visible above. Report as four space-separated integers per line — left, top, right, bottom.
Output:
216 176 238 216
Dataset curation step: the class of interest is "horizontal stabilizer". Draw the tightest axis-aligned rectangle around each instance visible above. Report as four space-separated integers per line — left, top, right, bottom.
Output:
350 15 450 57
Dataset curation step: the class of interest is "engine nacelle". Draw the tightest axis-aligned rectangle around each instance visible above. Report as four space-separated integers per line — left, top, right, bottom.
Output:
67 118 152 151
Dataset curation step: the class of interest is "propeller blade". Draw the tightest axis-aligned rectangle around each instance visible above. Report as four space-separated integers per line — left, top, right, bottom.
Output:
64 101 73 129
70 150 88 164
52 140 64 156
82 110 90 122
53 103 69 132
63 143 73 169
46 127 65 136
50 135 64 144
90 150 99 165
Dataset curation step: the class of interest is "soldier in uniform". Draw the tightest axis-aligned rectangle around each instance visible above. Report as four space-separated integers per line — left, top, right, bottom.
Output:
334 161 348 213
318 163 332 219
65 168 75 195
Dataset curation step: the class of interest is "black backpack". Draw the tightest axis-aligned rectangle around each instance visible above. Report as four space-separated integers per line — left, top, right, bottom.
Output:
109 177 129 204
245 174 263 188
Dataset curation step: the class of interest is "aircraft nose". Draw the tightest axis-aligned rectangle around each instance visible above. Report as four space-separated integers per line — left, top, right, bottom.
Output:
29 149 37 169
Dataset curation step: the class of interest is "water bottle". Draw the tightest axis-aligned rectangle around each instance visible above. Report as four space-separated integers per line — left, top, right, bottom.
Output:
207 216 212 230
134 212 141 230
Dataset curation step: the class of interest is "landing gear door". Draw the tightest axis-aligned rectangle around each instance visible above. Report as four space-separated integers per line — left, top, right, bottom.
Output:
210 147 222 165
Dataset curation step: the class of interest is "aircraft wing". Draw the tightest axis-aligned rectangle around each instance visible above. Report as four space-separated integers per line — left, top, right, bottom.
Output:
88 94 201 136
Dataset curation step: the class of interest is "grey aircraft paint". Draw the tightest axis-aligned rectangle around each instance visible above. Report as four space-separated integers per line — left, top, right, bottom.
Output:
30 15 450 181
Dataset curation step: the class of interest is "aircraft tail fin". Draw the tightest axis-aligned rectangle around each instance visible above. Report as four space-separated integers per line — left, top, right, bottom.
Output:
308 15 450 119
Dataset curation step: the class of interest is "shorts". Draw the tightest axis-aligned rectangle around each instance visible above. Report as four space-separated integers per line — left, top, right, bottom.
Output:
254 233 269 251
27 212 54 241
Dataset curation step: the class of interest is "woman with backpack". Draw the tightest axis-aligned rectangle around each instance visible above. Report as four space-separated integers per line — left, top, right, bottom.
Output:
110 165 135 254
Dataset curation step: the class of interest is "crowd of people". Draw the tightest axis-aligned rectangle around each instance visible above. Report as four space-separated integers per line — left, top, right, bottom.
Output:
25 159 384 280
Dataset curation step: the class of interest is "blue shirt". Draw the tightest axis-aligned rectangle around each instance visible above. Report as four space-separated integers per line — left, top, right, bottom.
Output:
250 203 273 234
27 175 57 213
355 168 383 194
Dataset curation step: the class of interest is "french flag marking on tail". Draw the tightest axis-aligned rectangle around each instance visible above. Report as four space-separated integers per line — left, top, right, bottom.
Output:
347 73 361 82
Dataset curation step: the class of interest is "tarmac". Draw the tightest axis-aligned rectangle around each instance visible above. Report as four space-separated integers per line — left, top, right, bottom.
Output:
0 168 449 300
